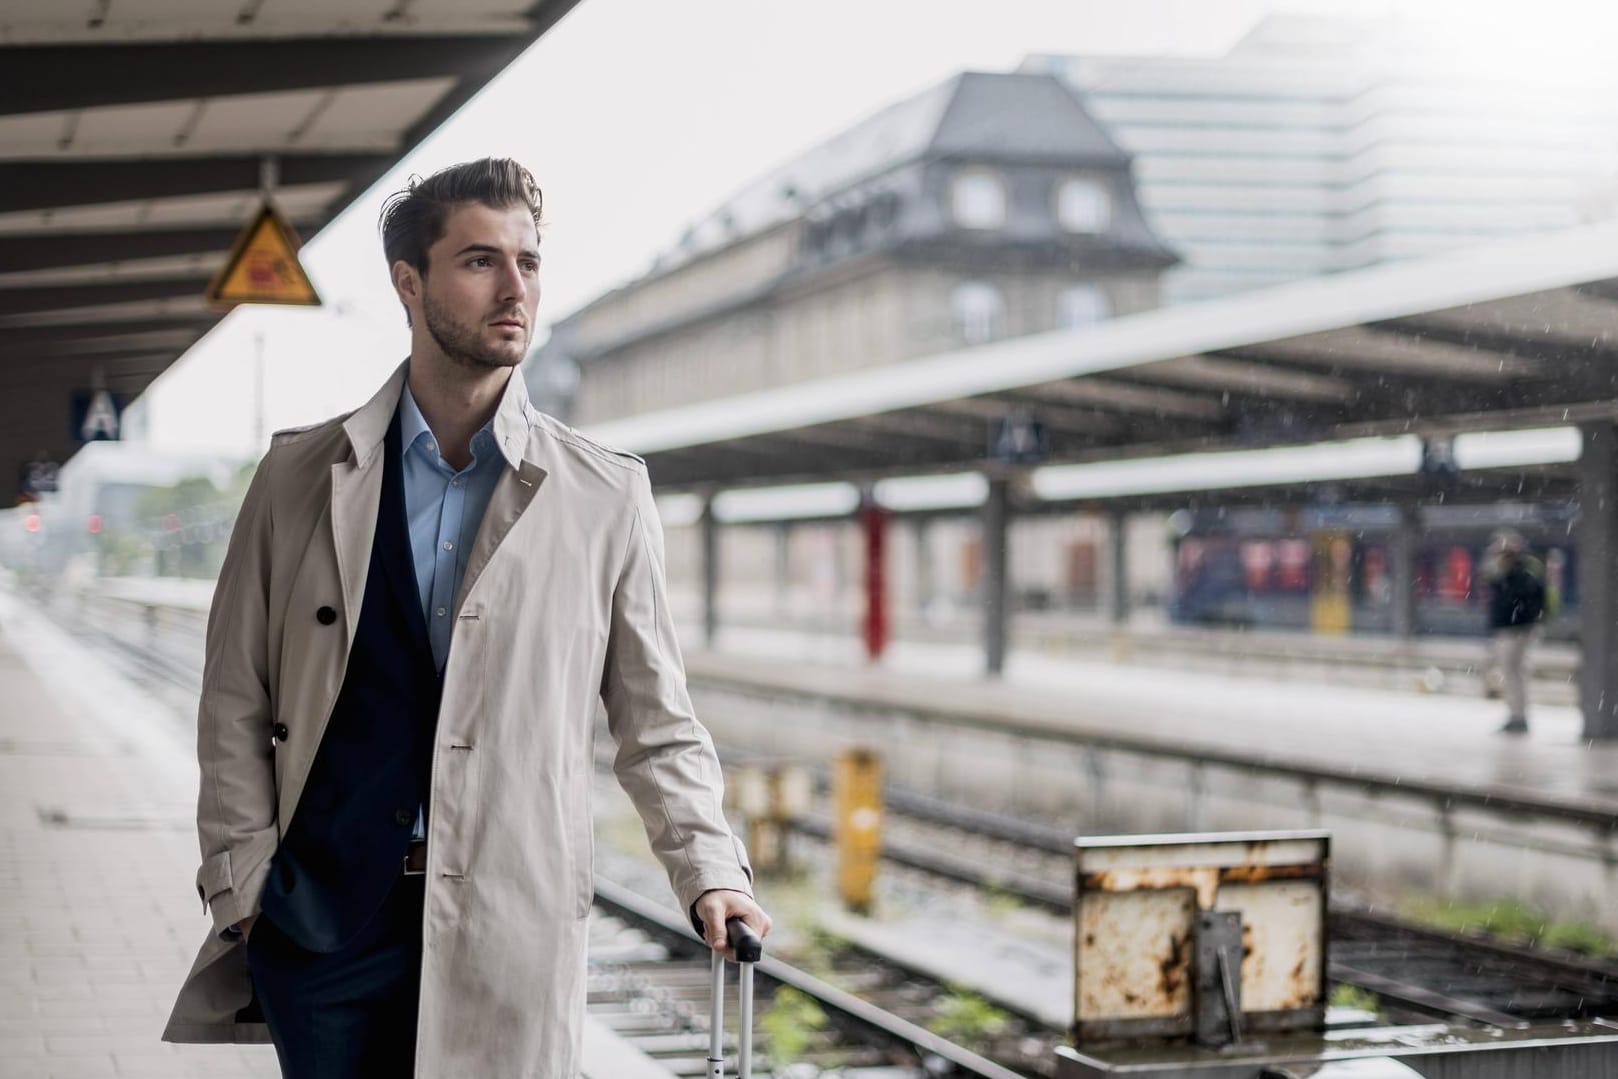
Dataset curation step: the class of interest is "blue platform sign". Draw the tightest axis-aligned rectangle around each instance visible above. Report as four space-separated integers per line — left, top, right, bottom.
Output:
72 389 125 442
991 411 1048 465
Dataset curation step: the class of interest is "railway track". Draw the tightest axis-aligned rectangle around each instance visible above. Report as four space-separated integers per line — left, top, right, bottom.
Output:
784 784 1618 1030
590 875 1046 1078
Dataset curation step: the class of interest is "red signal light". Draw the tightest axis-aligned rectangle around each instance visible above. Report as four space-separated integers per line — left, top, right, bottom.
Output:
23 514 40 533
87 514 102 535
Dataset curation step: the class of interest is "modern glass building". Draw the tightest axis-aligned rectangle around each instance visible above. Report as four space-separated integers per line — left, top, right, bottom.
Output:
1024 14 1618 303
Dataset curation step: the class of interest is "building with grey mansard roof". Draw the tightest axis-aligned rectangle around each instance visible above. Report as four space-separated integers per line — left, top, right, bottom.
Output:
526 70 1178 425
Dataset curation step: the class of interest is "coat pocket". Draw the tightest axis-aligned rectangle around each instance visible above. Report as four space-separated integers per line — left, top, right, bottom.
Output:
195 850 233 912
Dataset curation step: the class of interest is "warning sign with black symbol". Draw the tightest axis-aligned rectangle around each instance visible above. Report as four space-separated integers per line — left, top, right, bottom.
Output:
205 200 322 309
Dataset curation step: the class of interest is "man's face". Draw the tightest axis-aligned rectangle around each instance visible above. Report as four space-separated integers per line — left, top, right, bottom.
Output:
407 201 541 370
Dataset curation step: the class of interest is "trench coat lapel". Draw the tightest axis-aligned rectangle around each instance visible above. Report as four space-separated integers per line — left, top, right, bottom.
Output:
453 368 546 615
454 458 545 616
332 363 408 632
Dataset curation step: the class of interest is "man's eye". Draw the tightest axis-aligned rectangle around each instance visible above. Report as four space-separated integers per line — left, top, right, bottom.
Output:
469 257 491 267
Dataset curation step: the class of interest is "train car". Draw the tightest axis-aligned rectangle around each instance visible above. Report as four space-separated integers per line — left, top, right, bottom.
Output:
1169 502 1576 640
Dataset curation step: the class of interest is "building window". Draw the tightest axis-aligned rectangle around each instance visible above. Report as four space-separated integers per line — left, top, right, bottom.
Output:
1057 177 1112 233
952 281 1004 344
950 169 1007 230
1058 285 1110 329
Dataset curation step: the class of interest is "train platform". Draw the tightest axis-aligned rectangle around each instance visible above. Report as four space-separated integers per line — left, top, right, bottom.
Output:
682 624 1618 813
0 587 276 1078
0 585 676 1079
672 591 1581 706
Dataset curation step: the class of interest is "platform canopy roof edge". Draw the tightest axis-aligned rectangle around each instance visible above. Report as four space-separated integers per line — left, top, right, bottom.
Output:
585 219 1618 495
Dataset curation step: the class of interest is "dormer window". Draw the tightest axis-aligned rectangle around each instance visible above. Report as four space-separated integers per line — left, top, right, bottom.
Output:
950 169 1007 230
1057 177 1112 234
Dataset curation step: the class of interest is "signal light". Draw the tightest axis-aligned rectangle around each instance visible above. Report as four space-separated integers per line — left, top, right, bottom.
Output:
87 514 102 535
23 514 40 533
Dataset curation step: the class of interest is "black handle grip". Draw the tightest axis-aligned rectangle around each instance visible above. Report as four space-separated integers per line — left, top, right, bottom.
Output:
726 916 763 963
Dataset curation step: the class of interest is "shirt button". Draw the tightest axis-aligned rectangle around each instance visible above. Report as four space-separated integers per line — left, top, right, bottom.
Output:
442 541 454 551
451 479 462 488
436 607 447 618
394 809 413 826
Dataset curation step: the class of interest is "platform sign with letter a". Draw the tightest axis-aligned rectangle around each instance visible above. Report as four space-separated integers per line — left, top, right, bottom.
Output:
205 199 321 309
73 389 125 442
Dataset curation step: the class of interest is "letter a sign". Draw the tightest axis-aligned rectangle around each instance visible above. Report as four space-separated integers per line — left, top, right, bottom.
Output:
205 199 321 309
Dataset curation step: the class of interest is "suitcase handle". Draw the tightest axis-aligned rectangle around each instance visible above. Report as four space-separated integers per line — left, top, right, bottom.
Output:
726 917 763 963
710 919 764 1078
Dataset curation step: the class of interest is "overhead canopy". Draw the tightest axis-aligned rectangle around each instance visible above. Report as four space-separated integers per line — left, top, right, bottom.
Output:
0 0 581 501
587 221 1618 502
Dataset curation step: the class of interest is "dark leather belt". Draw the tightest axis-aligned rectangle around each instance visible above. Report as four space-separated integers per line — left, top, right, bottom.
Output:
403 839 428 877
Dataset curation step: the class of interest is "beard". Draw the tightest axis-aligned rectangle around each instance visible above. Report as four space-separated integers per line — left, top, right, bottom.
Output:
422 290 528 370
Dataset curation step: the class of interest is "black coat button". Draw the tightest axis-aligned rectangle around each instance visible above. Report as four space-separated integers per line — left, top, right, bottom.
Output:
316 606 337 625
394 808 414 827
272 723 289 742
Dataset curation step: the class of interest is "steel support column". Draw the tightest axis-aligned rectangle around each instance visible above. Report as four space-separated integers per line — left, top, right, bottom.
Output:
1391 502 1419 640
1578 422 1618 740
1106 509 1130 626
701 494 719 650
860 497 889 662
773 523 791 617
982 475 1011 677
913 517 934 615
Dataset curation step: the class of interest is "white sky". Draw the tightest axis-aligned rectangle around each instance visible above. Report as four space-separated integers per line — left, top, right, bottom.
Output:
139 0 1610 456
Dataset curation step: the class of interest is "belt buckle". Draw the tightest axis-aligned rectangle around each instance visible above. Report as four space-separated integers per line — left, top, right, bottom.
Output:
402 841 427 877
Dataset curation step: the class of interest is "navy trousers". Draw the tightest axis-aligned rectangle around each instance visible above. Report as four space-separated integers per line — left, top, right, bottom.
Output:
247 874 426 1079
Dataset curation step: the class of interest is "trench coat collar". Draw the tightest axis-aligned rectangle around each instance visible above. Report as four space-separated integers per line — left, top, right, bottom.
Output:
340 360 534 471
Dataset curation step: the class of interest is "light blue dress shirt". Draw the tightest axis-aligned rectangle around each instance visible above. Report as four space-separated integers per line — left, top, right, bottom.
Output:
398 383 504 839
399 383 504 671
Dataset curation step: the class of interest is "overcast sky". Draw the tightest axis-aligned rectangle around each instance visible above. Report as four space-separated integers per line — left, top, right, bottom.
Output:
140 0 1603 455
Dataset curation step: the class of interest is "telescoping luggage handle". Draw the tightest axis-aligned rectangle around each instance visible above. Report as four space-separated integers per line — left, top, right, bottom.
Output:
709 917 765 1079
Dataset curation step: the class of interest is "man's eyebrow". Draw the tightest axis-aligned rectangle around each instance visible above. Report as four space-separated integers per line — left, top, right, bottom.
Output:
451 243 542 260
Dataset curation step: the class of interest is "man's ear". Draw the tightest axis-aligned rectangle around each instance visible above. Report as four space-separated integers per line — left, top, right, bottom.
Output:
391 260 422 307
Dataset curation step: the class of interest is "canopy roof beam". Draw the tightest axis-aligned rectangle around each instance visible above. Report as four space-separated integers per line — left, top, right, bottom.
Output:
0 35 517 116
0 155 390 214
0 228 248 273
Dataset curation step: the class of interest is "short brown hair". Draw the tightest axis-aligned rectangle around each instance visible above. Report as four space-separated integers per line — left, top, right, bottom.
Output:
378 157 544 275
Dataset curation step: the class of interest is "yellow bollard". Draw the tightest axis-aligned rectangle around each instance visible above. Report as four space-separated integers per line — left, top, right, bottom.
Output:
834 747 883 914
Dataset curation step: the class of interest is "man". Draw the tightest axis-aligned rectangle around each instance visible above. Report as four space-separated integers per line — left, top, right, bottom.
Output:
164 158 769 1076
1486 529 1546 735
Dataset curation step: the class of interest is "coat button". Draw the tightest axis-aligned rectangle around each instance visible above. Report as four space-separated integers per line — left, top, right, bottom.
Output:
395 808 414 827
316 605 337 625
272 723 289 742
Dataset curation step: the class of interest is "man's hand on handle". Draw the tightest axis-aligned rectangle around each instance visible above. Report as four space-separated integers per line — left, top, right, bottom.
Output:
693 889 771 963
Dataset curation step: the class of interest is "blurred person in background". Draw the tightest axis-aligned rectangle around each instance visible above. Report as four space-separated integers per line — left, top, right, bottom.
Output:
164 157 767 1077
1485 529 1546 735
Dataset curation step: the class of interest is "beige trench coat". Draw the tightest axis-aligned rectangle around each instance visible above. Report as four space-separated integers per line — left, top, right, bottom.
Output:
163 363 753 1076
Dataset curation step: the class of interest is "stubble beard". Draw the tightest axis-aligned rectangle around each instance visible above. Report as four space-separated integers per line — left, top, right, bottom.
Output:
422 290 526 371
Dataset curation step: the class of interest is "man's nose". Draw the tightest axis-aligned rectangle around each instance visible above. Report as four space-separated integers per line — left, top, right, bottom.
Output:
497 260 528 303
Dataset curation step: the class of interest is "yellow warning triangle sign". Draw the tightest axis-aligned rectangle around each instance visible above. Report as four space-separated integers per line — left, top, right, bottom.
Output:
205 200 322 309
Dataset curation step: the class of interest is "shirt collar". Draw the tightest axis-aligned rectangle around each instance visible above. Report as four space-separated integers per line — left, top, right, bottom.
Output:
399 380 499 465
399 380 434 454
